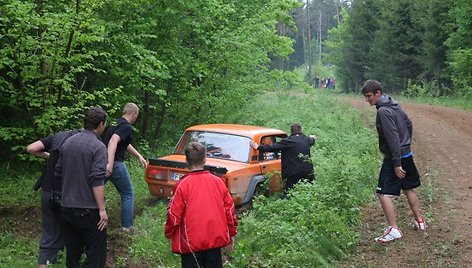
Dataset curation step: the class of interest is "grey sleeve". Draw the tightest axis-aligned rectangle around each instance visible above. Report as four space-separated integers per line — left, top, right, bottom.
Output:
90 144 107 187
403 110 413 139
378 108 402 166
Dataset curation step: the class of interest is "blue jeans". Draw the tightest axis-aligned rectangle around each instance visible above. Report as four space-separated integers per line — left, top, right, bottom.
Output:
108 161 134 228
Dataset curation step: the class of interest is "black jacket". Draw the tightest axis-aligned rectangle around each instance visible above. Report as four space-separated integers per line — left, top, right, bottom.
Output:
376 95 413 167
258 133 315 178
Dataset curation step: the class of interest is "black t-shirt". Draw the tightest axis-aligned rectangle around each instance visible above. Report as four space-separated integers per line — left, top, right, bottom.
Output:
103 117 132 162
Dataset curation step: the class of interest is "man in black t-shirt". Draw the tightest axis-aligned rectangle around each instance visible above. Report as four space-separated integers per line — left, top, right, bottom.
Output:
27 129 81 268
103 103 146 231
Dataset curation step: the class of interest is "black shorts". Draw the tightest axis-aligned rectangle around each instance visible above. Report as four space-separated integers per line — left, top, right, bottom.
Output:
377 156 420 196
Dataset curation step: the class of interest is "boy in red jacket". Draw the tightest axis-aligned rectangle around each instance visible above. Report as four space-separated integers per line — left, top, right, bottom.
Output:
165 142 238 268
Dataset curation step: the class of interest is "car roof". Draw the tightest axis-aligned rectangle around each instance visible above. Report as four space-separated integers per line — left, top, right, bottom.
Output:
186 124 286 137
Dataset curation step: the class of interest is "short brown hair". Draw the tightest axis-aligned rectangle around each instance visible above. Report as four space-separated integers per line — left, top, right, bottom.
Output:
84 107 107 130
185 142 206 167
361 79 383 95
290 123 302 135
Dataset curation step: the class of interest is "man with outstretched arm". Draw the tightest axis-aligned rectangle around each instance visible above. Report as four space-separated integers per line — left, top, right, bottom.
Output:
250 123 316 198
103 102 146 232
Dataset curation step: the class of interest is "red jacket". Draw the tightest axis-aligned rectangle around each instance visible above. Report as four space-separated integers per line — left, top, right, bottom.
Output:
165 170 238 254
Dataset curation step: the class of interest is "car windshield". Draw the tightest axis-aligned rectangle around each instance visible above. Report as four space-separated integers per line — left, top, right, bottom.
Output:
174 131 251 163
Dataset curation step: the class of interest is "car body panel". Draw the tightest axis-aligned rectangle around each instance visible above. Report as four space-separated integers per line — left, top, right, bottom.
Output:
144 124 287 205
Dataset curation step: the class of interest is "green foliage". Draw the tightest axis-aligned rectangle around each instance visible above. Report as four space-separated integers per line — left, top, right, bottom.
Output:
0 233 39 267
222 91 377 266
0 0 121 160
1 0 303 161
326 0 472 98
130 203 180 267
0 89 379 266
446 0 472 95
0 163 40 206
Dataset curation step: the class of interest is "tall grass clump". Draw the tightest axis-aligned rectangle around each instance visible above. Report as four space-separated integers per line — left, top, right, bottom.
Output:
223 89 378 266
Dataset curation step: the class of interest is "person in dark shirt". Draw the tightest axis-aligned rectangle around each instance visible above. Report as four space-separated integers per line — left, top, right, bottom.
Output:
55 107 108 267
250 123 316 197
27 129 81 268
103 102 146 231
362 79 426 243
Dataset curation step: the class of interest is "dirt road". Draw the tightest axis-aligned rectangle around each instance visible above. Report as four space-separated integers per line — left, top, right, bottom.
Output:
342 97 472 267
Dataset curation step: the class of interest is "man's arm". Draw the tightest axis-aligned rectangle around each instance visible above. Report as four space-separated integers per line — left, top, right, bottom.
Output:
164 185 185 238
106 134 120 177
379 109 406 178
92 185 108 231
378 109 402 166
250 139 291 152
127 144 147 167
27 140 49 159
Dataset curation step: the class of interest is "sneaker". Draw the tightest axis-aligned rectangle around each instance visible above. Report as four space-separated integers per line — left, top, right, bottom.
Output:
374 226 403 243
120 227 134 234
414 218 426 231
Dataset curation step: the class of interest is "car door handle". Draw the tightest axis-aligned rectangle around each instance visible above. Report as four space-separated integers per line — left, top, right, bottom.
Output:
261 166 267 170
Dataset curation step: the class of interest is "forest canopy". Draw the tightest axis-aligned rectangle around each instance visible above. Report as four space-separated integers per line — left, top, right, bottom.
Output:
1 0 471 160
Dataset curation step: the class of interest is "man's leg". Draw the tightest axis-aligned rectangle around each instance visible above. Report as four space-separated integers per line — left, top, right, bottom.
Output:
378 194 398 228
181 252 201 268
404 189 422 220
82 210 107 268
38 192 65 267
62 208 84 268
110 161 134 228
203 248 223 268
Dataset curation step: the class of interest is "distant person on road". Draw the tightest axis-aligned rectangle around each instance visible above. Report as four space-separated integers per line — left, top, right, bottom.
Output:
165 142 238 268
55 107 109 267
27 128 82 268
250 123 315 197
362 79 426 243
103 103 146 231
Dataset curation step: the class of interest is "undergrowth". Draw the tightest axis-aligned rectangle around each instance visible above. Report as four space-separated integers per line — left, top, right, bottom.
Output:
0 89 379 267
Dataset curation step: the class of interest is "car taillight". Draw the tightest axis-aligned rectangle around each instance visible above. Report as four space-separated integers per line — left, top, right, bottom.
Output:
147 167 166 180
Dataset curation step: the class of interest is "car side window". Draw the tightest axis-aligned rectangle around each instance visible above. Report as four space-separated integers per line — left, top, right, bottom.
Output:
259 136 279 161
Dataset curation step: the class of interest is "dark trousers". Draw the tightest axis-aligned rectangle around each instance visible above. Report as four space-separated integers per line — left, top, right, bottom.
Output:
181 248 222 268
39 191 65 265
62 208 107 268
285 170 315 191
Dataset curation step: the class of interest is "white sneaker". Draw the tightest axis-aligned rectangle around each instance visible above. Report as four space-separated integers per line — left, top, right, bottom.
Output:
414 218 426 231
374 226 403 243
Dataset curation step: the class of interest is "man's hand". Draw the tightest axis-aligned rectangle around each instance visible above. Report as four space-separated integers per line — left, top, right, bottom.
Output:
97 209 108 231
250 141 259 150
138 156 147 167
106 163 113 178
394 166 406 178
309 134 317 140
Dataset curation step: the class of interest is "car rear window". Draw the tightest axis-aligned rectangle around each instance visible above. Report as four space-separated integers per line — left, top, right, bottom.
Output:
174 131 251 163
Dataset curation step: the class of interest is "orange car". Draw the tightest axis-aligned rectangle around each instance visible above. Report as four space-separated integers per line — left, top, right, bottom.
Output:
144 124 287 205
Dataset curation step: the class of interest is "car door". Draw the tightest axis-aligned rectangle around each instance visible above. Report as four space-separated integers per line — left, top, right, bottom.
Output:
257 135 285 192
